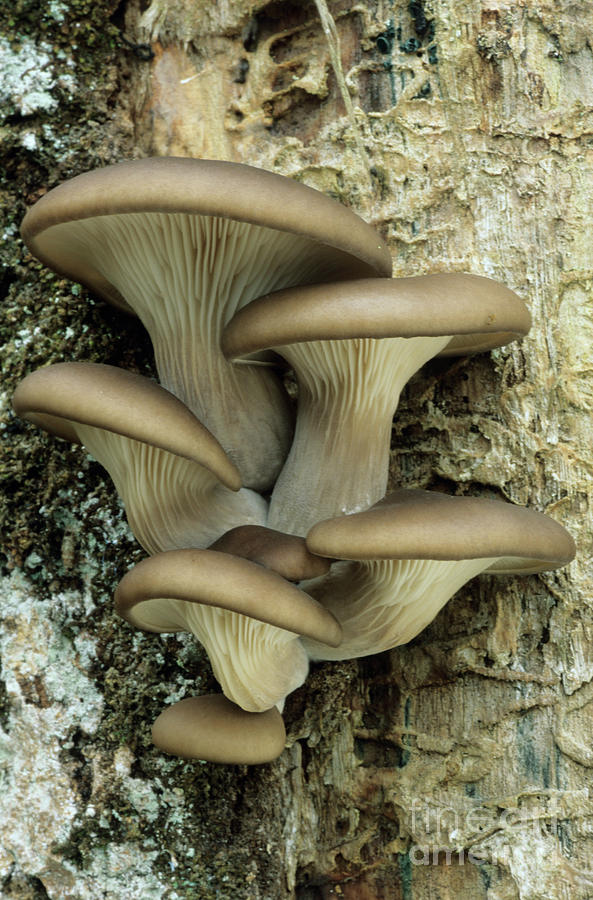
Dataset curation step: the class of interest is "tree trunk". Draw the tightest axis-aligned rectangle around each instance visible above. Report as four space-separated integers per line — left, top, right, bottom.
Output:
1 1 591 897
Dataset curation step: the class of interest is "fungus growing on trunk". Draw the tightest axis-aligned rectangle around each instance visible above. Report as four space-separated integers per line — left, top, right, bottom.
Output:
151 695 286 764
20 157 392 490
209 524 331 581
12 362 267 552
115 548 342 711
222 274 531 534
302 489 576 661
17 157 574 768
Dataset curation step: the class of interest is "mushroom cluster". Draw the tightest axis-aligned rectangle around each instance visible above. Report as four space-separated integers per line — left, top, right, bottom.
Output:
15 157 575 765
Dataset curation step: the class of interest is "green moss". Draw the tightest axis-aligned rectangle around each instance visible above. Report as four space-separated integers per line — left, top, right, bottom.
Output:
0 673 9 731
0 871 50 899
398 851 413 900
0 0 151 592
0 0 120 69
0 4 354 897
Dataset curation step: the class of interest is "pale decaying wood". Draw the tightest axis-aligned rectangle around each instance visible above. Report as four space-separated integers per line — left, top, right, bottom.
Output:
3 0 593 897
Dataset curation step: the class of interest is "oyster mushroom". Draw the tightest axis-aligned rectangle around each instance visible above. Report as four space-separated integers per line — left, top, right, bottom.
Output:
115 548 342 711
302 489 576 661
209 524 331 581
12 362 267 552
152 695 286 764
222 273 531 534
20 157 392 489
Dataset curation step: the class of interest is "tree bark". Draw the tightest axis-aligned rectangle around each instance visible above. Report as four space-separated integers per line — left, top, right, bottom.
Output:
1 0 592 897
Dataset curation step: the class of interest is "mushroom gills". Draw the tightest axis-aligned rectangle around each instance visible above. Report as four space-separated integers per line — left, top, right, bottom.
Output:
114 549 342 712
301 488 575 661
267 334 451 535
41 212 363 490
123 595 309 713
222 273 532 534
180 601 309 713
75 424 267 552
302 556 496 660
138 595 309 712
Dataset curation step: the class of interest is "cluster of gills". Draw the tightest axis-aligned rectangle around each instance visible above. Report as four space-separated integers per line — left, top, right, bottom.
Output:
14 158 575 765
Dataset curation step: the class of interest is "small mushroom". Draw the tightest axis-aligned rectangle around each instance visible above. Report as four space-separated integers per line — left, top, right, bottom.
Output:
115 548 342 711
152 695 286 764
222 274 531 534
21 158 392 490
301 489 576 661
12 362 267 552
209 524 331 581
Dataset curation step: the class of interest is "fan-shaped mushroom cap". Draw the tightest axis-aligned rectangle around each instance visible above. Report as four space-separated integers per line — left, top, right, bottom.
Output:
151 695 286 764
21 158 391 490
21 158 392 302
115 548 341 645
307 489 576 574
223 275 530 535
12 361 240 489
209 525 331 581
12 363 268 552
302 489 575 661
222 273 531 360
115 549 341 710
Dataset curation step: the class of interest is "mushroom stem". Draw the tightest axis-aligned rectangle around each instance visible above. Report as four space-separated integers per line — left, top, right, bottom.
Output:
268 334 451 535
57 212 349 489
75 425 267 553
302 556 497 661
177 603 309 712
145 603 308 712
114 548 335 712
268 388 391 535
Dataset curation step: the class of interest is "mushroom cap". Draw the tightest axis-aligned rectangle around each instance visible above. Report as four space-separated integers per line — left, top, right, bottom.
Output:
115 548 342 647
306 489 576 574
222 273 530 360
151 694 286 764
209 525 331 581
21 157 392 311
12 362 240 491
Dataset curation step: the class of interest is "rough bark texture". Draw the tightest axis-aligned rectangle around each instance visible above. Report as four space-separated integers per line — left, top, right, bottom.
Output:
1 1 591 897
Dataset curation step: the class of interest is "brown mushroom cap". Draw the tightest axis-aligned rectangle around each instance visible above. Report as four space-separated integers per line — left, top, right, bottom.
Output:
20 159 391 492
306 489 576 574
301 490 575 662
223 274 530 536
209 525 331 581
21 157 392 310
115 548 342 647
12 362 240 491
151 694 286 764
222 273 531 361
